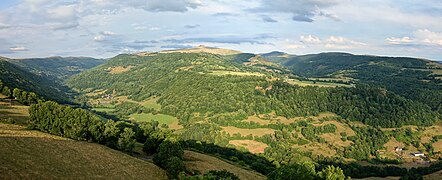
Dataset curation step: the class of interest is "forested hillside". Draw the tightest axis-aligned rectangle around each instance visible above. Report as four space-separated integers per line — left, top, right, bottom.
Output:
265 52 442 113
10 56 106 80
67 51 439 128
3 47 442 179
0 57 69 102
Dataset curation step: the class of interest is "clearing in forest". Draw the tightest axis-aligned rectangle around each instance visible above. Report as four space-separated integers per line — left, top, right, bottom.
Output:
229 140 268 154
129 113 182 129
221 126 275 137
140 97 162 110
107 66 134 74
285 78 352 88
208 70 265 77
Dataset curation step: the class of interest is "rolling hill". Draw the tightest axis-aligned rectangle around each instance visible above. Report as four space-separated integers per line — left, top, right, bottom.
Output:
0 56 106 103
0 123 168 179
9 56 106 80
264 52 442 111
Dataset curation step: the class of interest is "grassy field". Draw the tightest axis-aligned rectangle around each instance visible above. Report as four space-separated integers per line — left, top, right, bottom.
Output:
129 113 182 129
0 98 29 124
92 107 115 112
140 97 162 110
0 123 167 179
221 126 275 137
208 70 265 77
229 140 268 154
183 150 265 180
286 78 352 88
107 66 134 74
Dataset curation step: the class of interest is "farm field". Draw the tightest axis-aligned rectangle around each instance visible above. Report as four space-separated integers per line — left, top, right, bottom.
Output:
285 78 352 88
129 113 181 129
0 123 167 179
208 70 265 77
140 97 162 110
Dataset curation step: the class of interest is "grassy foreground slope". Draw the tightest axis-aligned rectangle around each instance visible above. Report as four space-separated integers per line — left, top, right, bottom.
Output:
183 150 266 180
0 123 167 179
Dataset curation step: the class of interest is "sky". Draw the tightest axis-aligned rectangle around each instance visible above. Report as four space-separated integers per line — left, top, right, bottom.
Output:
0 0 442 61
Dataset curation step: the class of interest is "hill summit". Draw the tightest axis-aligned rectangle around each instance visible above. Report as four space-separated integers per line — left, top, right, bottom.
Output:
138 45 243 56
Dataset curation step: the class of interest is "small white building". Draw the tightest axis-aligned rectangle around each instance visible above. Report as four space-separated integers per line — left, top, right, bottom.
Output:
411 152 425 157
395 147 403 152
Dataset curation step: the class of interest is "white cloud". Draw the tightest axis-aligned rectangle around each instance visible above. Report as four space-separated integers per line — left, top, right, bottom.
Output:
93 35 106 41
300 35 366 49
386 29 442 46
386 37 414 44
101 31 115 36
415 29 442 46
9 46 28 51
46 4 77 21
300 35 321 44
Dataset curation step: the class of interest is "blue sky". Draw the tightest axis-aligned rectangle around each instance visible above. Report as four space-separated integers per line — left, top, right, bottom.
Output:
0 0 442 60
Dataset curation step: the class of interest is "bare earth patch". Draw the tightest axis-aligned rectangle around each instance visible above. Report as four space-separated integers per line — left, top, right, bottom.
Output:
229 140 268 154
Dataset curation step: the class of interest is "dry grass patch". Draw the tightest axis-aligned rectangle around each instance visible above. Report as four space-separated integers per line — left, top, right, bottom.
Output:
85 89 107 97
107 65 134 74
286 78 352 88
433 140 442 153
320 133 352 147
209 70 265 77
313 120 356 137
0 124 167 179
421 125 442 143
168 121 184 130
229 140 268 154
221 126 275 137
243 116 273 125
0 100 29 124
381 125 418 132
183 150 265 180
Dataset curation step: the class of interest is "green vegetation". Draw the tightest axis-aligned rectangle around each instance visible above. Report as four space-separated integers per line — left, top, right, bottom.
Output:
268 52 442 113
0 58 70 102
130 113 178 125
10 56 105 80
2 48 442 179
0 123 167 179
